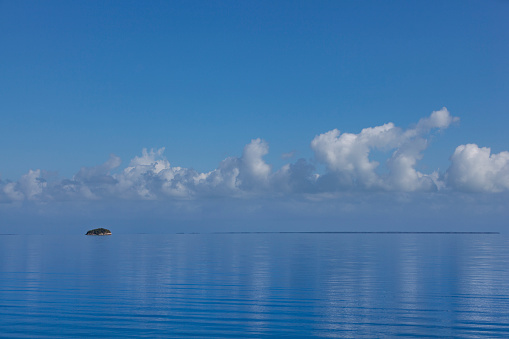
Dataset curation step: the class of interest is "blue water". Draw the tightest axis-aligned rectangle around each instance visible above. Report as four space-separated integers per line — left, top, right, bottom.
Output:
1 233 509 337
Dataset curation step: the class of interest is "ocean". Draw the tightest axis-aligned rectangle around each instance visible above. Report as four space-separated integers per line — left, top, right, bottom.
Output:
1 232 508 337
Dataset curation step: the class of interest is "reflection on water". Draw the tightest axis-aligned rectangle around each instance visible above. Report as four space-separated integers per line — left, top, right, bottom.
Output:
1 233 509 337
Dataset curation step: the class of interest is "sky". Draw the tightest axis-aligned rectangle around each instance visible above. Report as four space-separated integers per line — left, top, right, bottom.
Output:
1 1 508 234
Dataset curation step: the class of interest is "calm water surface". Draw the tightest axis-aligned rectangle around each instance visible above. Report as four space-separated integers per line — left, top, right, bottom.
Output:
1 233 508 337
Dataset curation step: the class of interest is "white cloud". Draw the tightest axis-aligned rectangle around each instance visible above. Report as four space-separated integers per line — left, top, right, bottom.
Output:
188 138 273 197
238 138 271 189
3 108 509 203
2 181 24 201
446 144 509 192
1 169 47 201
311 123 397 189
113 148 183 199
311 107 458 191
414 107 459 131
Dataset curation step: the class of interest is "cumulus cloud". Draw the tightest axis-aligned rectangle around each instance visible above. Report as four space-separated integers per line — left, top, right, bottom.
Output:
447 144 509 192
311 123 396 189
237 138 272 189
113 147 190 199
311 107 458 191
2 107 508 203
1 169 47 201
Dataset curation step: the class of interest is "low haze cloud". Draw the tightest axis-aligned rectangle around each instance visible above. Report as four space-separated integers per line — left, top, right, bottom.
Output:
1 108 508 204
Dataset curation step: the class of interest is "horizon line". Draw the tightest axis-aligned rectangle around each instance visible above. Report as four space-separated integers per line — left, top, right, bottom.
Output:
0 231 501 236
205 231 501 235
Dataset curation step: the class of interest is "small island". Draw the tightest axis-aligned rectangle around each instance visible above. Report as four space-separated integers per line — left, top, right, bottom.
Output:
86 228 112 236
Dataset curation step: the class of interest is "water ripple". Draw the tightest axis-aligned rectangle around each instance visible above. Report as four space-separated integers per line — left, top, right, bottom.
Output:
1 233 508 337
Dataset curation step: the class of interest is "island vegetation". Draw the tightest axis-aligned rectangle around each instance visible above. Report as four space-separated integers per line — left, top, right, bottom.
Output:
86 228 112 236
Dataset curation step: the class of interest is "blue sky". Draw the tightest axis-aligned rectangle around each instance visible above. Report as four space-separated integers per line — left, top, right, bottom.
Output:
1 1 508 233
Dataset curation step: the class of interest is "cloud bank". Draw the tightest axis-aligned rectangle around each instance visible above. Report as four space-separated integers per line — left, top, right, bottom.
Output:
2 108 508 203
